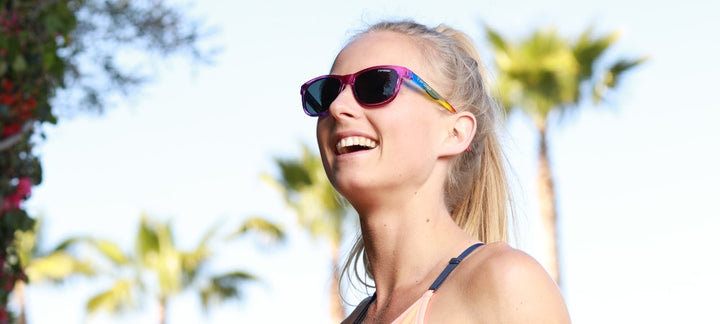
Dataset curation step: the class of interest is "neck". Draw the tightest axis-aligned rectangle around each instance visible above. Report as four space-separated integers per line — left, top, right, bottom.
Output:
356 190 476 300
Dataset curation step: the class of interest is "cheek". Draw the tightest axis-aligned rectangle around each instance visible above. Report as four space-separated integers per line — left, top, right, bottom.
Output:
316 118 332 148
382 115 439 161
315 119 334 177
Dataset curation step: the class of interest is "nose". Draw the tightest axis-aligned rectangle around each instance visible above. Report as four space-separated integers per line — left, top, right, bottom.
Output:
328 85 362 120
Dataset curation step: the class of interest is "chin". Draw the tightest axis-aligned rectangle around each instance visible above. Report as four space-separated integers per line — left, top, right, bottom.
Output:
332 176 373 201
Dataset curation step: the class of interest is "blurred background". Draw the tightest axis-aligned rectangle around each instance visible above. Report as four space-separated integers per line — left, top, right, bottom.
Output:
2 0 718 323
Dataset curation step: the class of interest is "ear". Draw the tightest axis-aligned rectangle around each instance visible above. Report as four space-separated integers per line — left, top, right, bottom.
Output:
439 111 476 157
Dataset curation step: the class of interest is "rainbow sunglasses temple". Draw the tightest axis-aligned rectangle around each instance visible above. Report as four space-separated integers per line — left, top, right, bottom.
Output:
403 69 456 113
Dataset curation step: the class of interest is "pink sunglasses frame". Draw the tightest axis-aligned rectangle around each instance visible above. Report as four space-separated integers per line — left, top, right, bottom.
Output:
300 65 456 117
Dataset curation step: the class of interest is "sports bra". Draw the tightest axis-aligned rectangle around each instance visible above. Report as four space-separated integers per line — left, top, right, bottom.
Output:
353 242 484 324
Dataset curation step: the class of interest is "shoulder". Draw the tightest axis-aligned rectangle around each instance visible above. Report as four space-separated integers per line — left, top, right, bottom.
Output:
440 242 571 323
467 241 552 287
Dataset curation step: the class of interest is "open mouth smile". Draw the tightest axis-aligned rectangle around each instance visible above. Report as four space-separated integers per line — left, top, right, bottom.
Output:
335 136 378 155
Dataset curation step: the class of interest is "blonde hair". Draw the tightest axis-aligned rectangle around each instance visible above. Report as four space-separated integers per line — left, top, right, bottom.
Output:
339 20 512 292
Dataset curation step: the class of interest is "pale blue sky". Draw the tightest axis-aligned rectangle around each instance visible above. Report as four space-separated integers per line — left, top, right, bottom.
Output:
18 0 720 323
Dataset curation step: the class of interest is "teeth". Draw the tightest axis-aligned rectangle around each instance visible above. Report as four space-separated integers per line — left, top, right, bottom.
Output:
336 136 378 154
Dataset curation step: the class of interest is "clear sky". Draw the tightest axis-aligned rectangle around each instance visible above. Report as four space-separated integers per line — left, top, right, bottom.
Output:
17 0 720 323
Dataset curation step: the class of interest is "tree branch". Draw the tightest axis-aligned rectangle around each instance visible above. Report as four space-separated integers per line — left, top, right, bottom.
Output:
0 122 33 153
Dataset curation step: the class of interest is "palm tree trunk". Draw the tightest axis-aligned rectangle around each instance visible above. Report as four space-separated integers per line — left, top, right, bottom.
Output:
537 123 562 287
159 297 167 324
14 281 26 324
329 242 345 323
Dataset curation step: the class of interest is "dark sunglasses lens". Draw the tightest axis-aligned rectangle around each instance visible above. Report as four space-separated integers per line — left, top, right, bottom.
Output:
304 77 342 116
354 68 399 105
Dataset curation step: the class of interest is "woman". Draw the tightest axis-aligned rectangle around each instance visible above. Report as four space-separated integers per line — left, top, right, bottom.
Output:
300 20 570 323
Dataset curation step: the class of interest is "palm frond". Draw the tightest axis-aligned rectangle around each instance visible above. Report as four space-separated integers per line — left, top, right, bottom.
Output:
135 215 160 266
485 24 510 56
180 221 222 284
228 216 285 243
573 27 619 80
199 271 256 312
52 236 94 252
25 251 95 283
196 219 222 250
593 56 648 103
276 158 313 190
265 143 350 245
86 279 135 315
487 24 645 123
88 238 129 266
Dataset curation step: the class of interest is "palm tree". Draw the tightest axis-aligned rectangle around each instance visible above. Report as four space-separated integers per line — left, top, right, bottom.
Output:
264 144 351 323
485 25 646 287
67 214 283 324
13 220 96 324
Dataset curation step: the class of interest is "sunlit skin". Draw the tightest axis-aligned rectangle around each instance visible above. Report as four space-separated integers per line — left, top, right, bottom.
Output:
317 31 570 324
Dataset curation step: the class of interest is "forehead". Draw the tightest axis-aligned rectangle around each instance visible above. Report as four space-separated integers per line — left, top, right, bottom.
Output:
331 31 428 76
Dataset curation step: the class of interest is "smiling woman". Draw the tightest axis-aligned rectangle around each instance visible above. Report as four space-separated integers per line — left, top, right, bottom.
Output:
300 20 571 323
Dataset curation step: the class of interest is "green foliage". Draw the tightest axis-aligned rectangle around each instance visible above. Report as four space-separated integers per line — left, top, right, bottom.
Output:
265 144 352 321
15 222 97 285
485 24 647 126
199 271 255 313
485 24 645 285
8 219 99 323
23 251 95 283
228 216 286 244
264 144 350 246
10 213 283 322
0 0 209 321
86 279 135 314
54 236 130 266
74 215 281 322
265 144 352 322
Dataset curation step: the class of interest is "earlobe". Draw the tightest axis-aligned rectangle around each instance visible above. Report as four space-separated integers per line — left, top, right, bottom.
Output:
441 112 476 157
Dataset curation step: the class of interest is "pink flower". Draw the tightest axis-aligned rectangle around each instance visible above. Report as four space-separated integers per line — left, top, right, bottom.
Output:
1 195 21 211
0 177 32 212
0 306 7 322
3 279 12 292
15 177 32 196
1 123 21 138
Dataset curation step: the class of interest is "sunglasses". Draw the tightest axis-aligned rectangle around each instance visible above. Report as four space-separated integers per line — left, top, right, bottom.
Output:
300 65 456 117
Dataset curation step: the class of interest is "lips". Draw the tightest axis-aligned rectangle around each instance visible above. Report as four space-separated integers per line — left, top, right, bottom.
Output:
335 136 378 155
